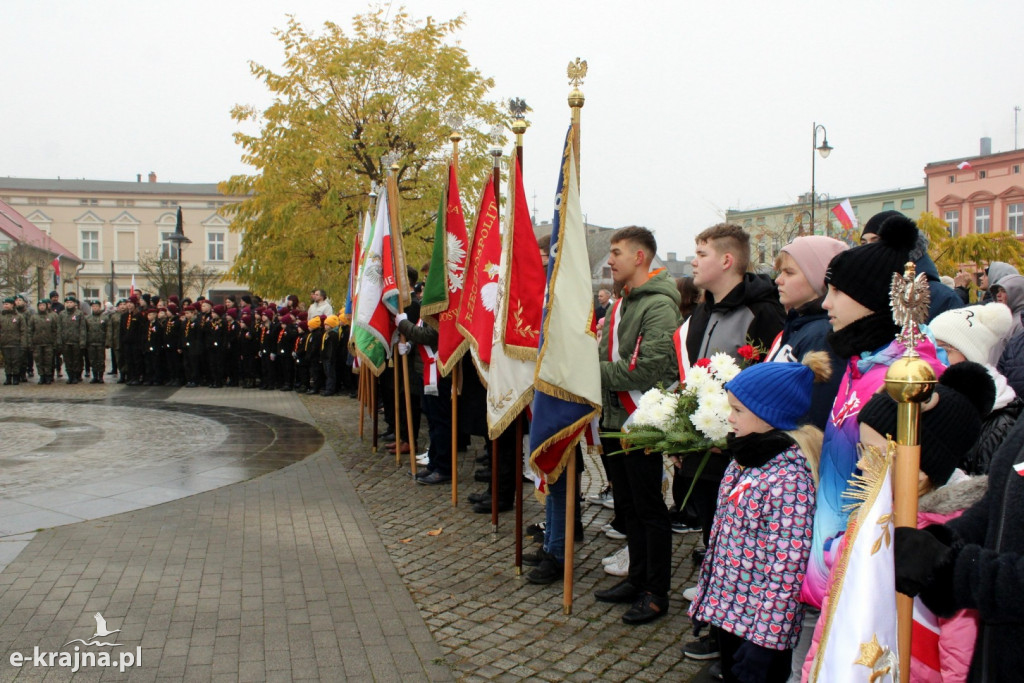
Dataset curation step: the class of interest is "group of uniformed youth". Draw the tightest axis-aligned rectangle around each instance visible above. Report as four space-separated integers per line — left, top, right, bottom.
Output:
0 290 354 394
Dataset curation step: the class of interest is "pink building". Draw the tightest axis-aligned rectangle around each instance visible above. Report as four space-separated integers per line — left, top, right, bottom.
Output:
925 142 1024 237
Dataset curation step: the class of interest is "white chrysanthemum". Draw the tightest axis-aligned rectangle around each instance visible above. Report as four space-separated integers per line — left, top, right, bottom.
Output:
693 406 731 440
686 365 710 390
709 352 741 381
697 380 723 400
717 362 742 383
647 403 673 430
700 390 731 417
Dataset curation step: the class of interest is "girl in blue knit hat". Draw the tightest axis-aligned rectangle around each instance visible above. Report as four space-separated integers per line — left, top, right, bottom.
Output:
688 352 830 683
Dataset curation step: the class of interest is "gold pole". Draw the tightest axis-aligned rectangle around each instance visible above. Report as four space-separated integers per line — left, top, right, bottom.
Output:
358 367 365 439
510 100 528 573
884 262 937 683
563 57 587 615
393 352 402 467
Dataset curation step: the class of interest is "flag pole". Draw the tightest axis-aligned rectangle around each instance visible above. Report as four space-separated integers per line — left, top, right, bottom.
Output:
366 182 381 453
564 57 587 615
450 121 463 507
387 159 418 476
509 98 529 573
489 127 503 533
884 262 936 683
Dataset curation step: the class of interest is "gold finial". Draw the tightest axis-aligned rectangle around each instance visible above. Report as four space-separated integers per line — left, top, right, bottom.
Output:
567 57 587 109
509 97 529 135
382 151 401 174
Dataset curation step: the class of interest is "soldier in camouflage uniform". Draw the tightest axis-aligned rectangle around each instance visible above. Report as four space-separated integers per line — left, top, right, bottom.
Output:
1 297 28 385
108 299 124 379
57 295 87 384
28 300 59 384
84 300 111 383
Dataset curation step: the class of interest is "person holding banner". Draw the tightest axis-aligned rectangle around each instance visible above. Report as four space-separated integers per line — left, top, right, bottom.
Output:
593 226 682 624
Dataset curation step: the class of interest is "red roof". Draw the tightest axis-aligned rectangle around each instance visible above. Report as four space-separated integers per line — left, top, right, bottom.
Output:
0 199 81 262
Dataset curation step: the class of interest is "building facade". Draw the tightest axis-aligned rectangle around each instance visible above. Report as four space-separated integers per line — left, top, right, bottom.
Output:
726 186 927 270
0 174 246 303
925 144 1024 238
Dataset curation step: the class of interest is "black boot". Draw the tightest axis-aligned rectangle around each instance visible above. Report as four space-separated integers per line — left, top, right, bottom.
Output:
11 376 19 385
3 375 10 385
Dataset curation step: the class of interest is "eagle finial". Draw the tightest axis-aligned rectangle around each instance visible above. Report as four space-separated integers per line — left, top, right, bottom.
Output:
567 58 588 88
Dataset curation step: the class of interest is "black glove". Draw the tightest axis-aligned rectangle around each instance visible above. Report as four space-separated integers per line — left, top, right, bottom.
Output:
732 640 775 683
894 525 954 597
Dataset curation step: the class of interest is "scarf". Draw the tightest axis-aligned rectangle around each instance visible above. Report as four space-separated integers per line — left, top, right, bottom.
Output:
826 310 899 360
726 430 795 470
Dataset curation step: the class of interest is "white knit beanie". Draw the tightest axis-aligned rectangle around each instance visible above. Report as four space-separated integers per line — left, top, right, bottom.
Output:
929 304 1013 364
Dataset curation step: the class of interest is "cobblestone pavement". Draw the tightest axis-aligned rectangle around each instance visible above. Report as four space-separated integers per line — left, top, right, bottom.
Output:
304 395 711 682
0 381 714 681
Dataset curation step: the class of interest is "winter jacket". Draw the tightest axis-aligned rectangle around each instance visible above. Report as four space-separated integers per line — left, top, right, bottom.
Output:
916 414 1024 683
685 272 785 363
911 473 985 683
800 337 946 609
28 311 59 346
764 299 845 430
961 368 1022 476
398 317 435 397
689 444 815 651
994 274 1024 339
996 330 1024 399
0 309 28 348
84 312 111 346
599 270 682 430
107 312 121 350
57 308 87 346
986 261 1018 291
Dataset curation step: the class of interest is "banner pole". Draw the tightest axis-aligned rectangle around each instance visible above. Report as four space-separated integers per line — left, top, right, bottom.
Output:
510 102 528 573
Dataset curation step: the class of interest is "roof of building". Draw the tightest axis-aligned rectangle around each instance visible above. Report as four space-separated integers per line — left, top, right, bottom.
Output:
726 185 926 216
0 199 81 262
925 147 1024 170
0 176 226 196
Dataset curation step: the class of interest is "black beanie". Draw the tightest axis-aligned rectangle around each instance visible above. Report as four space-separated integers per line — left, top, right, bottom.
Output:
858 361 994 486
825 212 918 313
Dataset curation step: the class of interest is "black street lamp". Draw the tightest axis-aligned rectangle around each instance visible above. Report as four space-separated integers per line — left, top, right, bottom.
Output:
167 206 192 300
811 122 833 235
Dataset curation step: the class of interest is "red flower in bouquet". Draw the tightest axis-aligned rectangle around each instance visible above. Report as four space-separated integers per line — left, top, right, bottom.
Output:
737 344 760 361
694 357 712 369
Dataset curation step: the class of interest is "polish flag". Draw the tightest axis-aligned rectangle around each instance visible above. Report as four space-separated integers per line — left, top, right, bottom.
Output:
831 198 858 232
130 274 136 297
957 161 972 170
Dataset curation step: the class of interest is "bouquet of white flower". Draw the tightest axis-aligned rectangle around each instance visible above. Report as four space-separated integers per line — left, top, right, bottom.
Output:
603 351 744 456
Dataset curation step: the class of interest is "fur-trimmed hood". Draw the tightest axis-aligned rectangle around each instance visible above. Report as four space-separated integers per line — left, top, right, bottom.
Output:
919 471 988 516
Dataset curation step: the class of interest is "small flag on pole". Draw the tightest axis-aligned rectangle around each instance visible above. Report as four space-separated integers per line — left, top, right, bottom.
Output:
51 257 60 287
957 161 972 170
831 198 858 233
130 274 136 297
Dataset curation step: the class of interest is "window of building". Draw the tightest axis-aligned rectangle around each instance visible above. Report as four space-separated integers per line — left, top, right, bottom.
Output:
882 201 895 211
756 217 766 226
79 198 99 206
979 170 987 179
160 231 178 260
1014 165 1021 174
900 198 915 210
116 199 135 207
975 206 991 234
207 232 225 261
772 237 780 256
944 210 960 237
1009 203 1024 236
28 197 48 206
602 266 611 279
81 287 100 301
743 219 752 228
117 288 131 300
949 175 956 183
784 213 793 224
80 230 99 260
757 236 766 265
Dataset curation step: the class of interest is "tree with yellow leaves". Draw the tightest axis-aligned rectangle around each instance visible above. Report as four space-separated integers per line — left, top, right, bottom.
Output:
220 8 504 298
920 211 1024 277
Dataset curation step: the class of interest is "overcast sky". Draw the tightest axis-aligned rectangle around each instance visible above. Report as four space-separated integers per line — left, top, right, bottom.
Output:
2 1 1022 258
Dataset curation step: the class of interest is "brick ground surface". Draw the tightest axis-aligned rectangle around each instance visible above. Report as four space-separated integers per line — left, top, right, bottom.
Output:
0 385 713 681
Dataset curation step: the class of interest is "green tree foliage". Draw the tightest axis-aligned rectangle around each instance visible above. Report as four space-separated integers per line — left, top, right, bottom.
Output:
220 8 505 299
920 211 1024 276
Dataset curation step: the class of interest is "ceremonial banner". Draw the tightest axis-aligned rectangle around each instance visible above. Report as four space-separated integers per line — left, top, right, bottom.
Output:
353 192 396 375
529 127 602 484
486 149 545 438
344 224 362 319
421 163 470 376
456 174 501 380
808 444 900 682
381 174 411 316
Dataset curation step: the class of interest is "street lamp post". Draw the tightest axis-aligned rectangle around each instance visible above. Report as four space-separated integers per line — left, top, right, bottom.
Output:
811 122 833 236
167 206 192 300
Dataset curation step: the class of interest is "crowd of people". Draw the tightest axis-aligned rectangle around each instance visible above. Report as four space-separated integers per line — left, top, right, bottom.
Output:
0 288 359 396
4 213 1024 681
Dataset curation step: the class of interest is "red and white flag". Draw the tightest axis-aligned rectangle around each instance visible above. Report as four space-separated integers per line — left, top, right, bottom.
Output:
51 257 60 286
957 161 972 170
831 198 858 233
130 274 136 297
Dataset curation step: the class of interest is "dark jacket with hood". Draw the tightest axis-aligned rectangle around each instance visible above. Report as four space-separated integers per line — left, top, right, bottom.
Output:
919 415 1024 682
763 298 845 430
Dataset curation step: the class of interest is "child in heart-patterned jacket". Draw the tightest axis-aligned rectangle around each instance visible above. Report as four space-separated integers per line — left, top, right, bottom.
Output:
689 353 829 683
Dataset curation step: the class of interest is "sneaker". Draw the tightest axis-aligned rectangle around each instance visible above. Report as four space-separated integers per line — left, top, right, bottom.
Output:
586 485 613 507
602 545 628 566
671 521 702 534
522 547 548 567
602 495 616 510
602 523 626 541
416 452 430 466
682 633 720 660
604 548 629 577
682 585 699 602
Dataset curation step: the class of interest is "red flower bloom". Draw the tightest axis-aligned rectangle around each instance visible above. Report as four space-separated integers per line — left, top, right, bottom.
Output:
737 344 759 361
694 358 712 368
